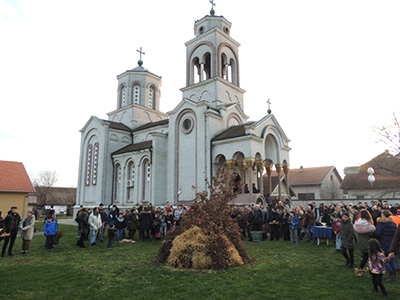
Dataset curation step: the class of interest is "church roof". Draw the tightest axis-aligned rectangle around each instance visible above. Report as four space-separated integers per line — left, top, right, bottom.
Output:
102 120 132 132
132 119 169 133
212 122 255 142
112 141 153 156
0 161 34 193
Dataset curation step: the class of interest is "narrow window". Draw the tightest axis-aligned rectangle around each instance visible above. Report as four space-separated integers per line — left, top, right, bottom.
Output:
133 85 140 105
85 145 92 186
92 143 99 185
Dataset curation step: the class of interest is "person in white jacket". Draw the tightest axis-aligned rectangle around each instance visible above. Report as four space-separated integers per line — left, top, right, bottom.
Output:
88 207 102 246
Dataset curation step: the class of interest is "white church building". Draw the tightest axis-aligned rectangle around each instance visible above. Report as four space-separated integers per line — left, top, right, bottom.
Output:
75 9 291 212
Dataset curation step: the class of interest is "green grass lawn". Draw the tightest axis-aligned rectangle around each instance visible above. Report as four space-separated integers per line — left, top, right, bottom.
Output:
1 225 399 300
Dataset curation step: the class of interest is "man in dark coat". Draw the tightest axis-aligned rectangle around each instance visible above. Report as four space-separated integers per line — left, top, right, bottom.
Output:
98 203 108 242
139 207 153 241
76 208 89 248
268 206 281 241
1 207 21 257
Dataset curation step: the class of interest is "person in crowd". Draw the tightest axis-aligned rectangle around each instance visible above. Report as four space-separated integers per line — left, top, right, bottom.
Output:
20 210 35 255
76 208 89 248
389 206 400 227
304 206 315 242
354 209 376 274
261 205 268 241
139 206 153 241
88 207 102 246
174 205 183 226
280 208 290 241
367 238 390 297
340 212 355 268
75 205 83 239
321 208 333 227
375 210 397 282
244 184 249 194
371 205 382 225
115 213 125 242
332 212 342 254
128 208 139 240
293 206 304 242
268 206 280 241
98 203 108 242
252 183 259 193
107 224 116 249
166 210 174 232
108 205 119 225
160 211 167 237
289 211 299 244
153 213 161 239
249 205 263 232
44 211 57 250
1 206 21 257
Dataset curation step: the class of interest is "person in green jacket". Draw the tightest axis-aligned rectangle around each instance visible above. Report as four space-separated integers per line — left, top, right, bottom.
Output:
340 212 355 268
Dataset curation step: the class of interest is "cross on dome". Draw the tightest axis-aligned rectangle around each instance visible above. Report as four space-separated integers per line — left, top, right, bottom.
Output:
137 47 145 66
210 0 216 16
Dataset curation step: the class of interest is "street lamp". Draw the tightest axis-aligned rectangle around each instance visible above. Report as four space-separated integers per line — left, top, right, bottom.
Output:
367 167 375 186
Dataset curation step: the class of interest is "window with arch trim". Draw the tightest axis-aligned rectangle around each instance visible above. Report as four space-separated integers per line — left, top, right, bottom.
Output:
119 85 127 108
92 143 99 185
133 84 140 105
148 86 155 109
113 163 121 201
85 144 92 186
127 161 135 201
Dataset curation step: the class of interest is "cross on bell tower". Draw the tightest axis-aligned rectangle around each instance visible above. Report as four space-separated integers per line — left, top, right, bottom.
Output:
137 47 145 66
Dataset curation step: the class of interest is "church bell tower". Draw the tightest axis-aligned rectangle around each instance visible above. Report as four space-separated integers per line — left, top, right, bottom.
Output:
181 8 246 110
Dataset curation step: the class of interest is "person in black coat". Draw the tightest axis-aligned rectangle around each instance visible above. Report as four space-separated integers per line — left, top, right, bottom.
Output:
139 207 153 241
76 209 89 248
1 207 21 257
268 207 281 241
0 211 5 244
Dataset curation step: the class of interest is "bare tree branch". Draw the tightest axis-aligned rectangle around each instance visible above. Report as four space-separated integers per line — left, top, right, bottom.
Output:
374 112 400 155
33 170 58 206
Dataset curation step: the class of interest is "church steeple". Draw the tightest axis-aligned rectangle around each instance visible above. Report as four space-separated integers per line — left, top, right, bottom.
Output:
181 12 245 110
107 48 167 130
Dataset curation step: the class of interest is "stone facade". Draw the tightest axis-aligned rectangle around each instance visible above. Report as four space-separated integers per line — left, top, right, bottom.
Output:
75 12 291 213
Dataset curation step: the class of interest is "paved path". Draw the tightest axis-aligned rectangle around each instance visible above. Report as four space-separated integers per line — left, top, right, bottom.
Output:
57 218 77 226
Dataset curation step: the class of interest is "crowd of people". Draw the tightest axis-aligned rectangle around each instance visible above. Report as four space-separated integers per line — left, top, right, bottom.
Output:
229 198 400 297
74 201 188 248
2 198 400 296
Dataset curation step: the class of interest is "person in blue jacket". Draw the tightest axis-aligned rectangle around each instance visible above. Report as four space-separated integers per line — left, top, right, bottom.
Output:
44 212 58 250
289 211 299 244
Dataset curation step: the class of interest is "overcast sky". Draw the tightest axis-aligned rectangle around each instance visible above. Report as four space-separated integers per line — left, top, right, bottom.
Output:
1 0 399 187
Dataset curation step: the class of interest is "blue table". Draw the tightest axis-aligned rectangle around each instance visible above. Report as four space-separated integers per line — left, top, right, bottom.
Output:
313 225 333 245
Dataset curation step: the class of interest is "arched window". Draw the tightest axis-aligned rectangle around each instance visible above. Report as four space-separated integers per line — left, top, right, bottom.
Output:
92 143 99 185
113 163 121 202
85 144 92 186
192 57 200 84
119 85 127 108
132 84 140 105
148 86 155 109
127 161 135 201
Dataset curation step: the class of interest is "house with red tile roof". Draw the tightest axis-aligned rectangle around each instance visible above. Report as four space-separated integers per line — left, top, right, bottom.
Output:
0 161 35 218
264 166 343 201
341 151 400 199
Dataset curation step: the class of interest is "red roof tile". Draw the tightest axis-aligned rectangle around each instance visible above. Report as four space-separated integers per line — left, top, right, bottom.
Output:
0 161 35 193
264 166 342 186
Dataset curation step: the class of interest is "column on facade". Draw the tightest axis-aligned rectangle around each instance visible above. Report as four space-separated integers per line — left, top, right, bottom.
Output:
275 164 282 201
237 161 247 194
283 165 290 200
264 161 272 196
256 159 264 196
245 157 255 201
225 63 229 81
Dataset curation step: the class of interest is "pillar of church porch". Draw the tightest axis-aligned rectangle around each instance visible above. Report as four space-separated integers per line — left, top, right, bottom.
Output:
237 161 247 194
283 165 290 204
275 164 282 202
245 157 255 202
256 160 264 196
